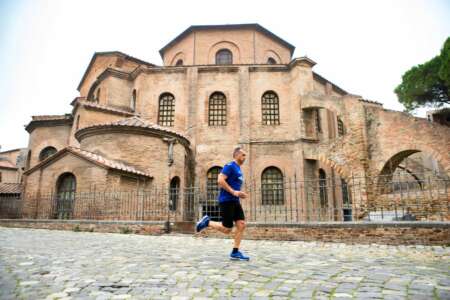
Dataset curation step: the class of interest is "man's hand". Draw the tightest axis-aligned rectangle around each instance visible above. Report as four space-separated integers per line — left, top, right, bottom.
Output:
232 190 248 199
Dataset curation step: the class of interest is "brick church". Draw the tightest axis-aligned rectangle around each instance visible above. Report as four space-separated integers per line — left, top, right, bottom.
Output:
14 24 449 220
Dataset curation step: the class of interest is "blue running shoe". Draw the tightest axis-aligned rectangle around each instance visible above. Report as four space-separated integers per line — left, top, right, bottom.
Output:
230 250 250 261
196 215 210 233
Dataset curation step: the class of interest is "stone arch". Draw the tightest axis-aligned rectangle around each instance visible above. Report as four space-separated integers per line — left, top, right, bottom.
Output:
170 51 186 66
377 144 450 177
317 155 352 180
208 41 241 65
264 50 282 64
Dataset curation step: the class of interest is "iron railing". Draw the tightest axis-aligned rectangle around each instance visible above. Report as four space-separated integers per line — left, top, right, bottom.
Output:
1 173 449 223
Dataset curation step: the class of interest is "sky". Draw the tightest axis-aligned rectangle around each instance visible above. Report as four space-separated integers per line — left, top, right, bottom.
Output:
0 0 449 151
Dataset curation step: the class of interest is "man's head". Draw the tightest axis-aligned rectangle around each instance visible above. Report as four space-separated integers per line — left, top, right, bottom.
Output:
233 147 246 165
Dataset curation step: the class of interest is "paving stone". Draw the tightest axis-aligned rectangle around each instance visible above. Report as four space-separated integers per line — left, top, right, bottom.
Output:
0 227 448 300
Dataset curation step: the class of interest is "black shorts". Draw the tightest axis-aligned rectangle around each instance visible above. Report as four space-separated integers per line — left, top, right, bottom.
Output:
220 201 245 228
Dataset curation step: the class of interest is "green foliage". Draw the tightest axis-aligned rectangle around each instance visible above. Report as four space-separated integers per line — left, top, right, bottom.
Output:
395 37 450 112
73 225 81 232
119 226 132 234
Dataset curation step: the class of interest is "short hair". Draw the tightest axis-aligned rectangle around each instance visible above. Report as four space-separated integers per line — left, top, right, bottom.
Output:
233 146 243 157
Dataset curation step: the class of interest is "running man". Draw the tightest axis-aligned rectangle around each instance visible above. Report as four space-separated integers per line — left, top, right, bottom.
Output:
195 147 250 261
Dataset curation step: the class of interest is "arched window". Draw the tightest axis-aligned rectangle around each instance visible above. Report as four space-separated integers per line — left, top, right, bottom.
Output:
39 146 57 161
341 178 351 221
131 89 137 111
75 115 80 130
261 91 280 125
315 109 322 133
319 169 328 207
95 88 101 102
208 92 227 126
175 59 183 66
158 93 175 127
169 176 180 211
56 173 76 219
205 166 222 221
337 117 345 136
261 167 284 205
267 57 277 64
206 167 222 202
215 49 233 65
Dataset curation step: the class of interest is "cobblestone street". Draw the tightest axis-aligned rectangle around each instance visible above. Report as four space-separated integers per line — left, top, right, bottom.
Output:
0 227 449 300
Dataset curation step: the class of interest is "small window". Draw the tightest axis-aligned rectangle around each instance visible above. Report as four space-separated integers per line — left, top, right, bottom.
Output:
319 169 327 207
262 91 280 125
337 117 345 136
175 59 183 66
261 167 284 205
95 88 101 102
39 146 57 161
131 89 137 111
315 109 322 133
169 177 180 211
205 166 222 221
158 93 175 127
56 173 76 219
75 115 80 130
215 49 233 65
206 167 222 202
208 92 227 126
267 57 277 64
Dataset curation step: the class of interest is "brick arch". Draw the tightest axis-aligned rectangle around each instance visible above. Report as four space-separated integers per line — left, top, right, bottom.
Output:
301 97 345 117
377 144 450 177
169 51 186 66
208 41 241 65
317 155 353 181
264 50 282 64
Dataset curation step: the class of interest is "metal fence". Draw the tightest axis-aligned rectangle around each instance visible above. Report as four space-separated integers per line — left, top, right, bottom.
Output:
1 174 449 223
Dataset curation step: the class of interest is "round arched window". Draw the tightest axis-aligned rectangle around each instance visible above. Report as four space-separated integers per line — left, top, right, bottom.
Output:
261 167 284 205
39 146 57 161
267 57 277 64
169 176 180 211
215 49 233 65
56 173 76 219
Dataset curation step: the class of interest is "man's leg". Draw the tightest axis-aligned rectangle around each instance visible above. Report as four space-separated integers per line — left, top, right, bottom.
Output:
208 220 232 234
233 220 246 249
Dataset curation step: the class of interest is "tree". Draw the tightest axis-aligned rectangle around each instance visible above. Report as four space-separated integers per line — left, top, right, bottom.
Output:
395 37 449 112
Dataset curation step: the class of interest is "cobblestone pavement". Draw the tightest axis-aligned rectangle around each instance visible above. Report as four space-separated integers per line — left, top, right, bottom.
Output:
0 227 449 300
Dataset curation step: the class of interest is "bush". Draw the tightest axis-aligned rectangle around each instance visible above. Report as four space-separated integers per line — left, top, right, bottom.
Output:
119 226 132 234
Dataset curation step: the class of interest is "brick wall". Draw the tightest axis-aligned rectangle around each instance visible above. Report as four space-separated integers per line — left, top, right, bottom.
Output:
0 220 448 246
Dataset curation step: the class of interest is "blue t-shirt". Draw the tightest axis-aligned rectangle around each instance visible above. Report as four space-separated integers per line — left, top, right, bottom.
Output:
218 161 243 203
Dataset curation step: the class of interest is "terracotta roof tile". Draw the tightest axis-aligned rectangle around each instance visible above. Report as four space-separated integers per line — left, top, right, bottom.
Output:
67 147 151 178
0 160 17 169
0 183 22 194
79 116 189 141
77 100 137 116
31 114 72 121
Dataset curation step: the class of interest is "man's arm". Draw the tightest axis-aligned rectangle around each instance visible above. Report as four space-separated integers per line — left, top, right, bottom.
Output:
218 173 247 198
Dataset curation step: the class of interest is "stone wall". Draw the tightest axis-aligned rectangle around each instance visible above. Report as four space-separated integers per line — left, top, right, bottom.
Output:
0 219 448 246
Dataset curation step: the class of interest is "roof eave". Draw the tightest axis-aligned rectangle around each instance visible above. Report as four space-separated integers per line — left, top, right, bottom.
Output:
159 23 296 58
